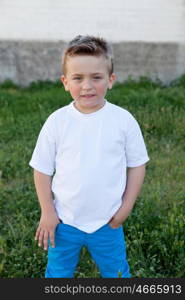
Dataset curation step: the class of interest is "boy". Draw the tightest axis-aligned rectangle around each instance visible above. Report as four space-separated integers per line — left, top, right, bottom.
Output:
29 35 149 278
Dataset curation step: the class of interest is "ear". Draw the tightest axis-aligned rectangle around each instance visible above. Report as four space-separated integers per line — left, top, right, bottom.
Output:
108 73 116 89
61 75 69 91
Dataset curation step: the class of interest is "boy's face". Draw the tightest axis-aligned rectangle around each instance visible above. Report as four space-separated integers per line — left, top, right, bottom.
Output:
61 55 116 113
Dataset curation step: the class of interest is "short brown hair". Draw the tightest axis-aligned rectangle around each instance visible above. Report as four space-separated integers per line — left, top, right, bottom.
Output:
62 35 114 76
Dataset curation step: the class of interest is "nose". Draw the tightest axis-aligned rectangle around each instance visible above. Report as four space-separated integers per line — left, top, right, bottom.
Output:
82 79 93 90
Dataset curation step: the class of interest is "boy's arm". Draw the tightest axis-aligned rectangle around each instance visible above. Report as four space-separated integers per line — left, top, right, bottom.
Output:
33 169 60 250
108 164 146 228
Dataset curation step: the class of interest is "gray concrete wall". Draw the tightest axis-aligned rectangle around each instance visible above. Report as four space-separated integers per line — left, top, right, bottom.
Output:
1 0 185 85
0 40 185 86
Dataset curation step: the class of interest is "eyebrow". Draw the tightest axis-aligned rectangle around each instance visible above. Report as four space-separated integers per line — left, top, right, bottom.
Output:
71 73 103 76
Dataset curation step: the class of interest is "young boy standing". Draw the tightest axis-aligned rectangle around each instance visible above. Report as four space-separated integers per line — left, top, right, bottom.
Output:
29 35 149 278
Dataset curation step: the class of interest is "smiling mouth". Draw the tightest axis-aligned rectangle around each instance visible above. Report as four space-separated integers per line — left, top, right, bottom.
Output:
81 94 96 98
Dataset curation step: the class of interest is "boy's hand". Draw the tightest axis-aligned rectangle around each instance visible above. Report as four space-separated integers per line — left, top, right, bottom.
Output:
108 215 123 229
35 212 60 250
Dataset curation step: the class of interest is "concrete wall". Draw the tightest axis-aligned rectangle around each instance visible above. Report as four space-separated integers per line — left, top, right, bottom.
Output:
0 0 185 86
1 0 185 42
1 40 184 86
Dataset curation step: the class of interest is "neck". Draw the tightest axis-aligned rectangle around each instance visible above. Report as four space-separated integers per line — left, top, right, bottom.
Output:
74 100 106 114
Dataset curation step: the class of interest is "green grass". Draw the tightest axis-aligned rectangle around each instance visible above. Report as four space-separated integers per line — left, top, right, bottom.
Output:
0 75 185 278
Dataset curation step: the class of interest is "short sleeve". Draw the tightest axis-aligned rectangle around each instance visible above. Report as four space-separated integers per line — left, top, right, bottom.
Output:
29 115 56 176
125 113 149 167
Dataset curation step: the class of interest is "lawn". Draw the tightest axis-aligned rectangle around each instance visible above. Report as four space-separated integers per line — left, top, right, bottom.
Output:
0 76 185 278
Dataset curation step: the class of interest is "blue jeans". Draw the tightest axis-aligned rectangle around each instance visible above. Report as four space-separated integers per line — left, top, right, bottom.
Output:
45 222 131 278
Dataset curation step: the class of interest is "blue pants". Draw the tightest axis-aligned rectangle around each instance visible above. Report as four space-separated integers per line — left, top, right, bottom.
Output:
45 222 131 278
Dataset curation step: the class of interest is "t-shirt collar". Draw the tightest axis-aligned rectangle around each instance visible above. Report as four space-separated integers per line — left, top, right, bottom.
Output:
69 99 108 118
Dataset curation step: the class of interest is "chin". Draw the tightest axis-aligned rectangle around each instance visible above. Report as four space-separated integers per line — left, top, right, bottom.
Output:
81 100 97 106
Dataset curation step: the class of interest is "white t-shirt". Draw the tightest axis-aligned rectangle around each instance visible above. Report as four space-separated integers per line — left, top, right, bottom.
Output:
29 99 149 233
